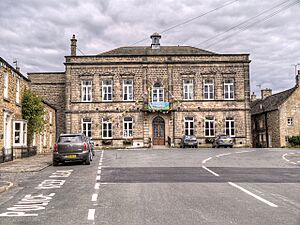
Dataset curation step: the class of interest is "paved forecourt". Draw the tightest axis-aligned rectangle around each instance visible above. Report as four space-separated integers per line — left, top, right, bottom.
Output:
0 148 299 225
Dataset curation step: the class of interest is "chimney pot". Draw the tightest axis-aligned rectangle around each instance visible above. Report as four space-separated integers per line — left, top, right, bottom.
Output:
251 92 257 101
150 32 161 49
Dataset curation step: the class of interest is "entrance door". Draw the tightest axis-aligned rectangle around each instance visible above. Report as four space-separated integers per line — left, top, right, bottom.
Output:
3 112 12 160
152 116 165 145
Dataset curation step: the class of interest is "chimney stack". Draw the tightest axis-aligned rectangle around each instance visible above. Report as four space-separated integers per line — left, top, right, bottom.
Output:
70 34 77 56
251 92 257 101
296 70 300 87
261 88 272 100
16 66 20 72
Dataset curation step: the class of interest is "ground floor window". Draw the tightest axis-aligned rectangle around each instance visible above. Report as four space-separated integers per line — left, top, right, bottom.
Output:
82 118 92 137
102 118 112 139
184 117 194 135
13 121 27 146
123 117 133 138
204 116 215 137
225 118 235 137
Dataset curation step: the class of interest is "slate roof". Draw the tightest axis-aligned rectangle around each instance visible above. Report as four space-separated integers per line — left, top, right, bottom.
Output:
250 87 296 115
99 46 216 56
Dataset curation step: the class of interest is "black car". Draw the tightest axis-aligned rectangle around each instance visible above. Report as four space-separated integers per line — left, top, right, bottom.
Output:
181 135 198 148
212 135 234 148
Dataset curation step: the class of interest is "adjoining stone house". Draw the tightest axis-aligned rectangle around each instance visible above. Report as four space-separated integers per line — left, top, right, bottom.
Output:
0 57 56 162
250 71 300 147
29 33 252 148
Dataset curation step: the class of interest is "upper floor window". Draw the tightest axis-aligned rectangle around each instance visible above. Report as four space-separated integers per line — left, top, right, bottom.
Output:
224 79 234 100
81 80 92 102
204 116 215 137
123 80 133 101
123 117 133 138
82 118 92 137
102 118 112 139
287 117 293 126
225 117 235 137
204 79 214 100
4 73 8 98
13 121 27 146
184 117 194 135
152 82 164 102
102 80 113 101
183 79 193 100
49 112 53 125
16 79 20 103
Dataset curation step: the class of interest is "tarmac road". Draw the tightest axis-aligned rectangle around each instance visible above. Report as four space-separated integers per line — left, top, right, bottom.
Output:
0 148 299 225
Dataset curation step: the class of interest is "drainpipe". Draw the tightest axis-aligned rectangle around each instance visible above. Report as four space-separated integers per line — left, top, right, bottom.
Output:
264 112 269 148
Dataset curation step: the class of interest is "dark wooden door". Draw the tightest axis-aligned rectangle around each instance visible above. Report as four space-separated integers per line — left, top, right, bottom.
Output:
153 117 165 145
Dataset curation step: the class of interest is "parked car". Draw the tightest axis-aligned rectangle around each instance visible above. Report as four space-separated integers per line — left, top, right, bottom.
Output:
181 135 198 148
53 133 93 166
212 135 234 148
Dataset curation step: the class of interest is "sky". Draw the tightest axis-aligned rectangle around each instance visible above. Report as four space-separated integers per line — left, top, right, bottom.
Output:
1 0 300 96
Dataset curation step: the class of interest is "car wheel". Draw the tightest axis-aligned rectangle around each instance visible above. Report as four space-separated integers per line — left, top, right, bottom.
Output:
53 161 59 167
85 156 90 165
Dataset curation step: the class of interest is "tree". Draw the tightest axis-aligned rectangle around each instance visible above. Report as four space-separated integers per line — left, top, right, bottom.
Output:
22 89 45 146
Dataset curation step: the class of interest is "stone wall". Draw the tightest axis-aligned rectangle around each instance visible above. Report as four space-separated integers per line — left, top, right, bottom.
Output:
279 86 300 146
28 72 66 136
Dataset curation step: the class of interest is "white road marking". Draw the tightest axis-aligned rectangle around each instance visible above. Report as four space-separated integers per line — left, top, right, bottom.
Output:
202 157 212 164
235 150 256 154
94 183 100 190
99 162 102 166
202 165 219 177
91 194 98 202
98 166 102 170
216 153 232 157
228 182 278 208
87 209 95 220
96 175 101 181
97 170 101 175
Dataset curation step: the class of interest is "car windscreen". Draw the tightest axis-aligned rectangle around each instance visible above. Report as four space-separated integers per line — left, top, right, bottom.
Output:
59 136 82 143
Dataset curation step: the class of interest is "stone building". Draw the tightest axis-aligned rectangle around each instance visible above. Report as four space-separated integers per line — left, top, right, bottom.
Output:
250 71 300 147
29 33 252 148
0 57 56 162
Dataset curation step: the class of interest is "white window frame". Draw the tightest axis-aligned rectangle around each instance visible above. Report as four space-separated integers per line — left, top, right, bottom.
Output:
102 118 112 139
13 121 27 146
224 79 234 100
43 130 47 147
49 133 52 149
204 79 214 100
33 132 36 146
152 86 164 102
183 79 194 100
82 118 92 137
81 80 92 102
204 117 215 137
225 118 235 137
4 72 8 99
287 117 293 126
102 80 113 101
123 80 133 101
184 117 194 135
123 117 133 138
49 112 53 125
16 78 20 103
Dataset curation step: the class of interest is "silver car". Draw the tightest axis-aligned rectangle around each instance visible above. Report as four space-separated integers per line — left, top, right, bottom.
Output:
212 135 234 148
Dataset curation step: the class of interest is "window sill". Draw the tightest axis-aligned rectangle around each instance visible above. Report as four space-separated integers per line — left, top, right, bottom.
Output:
16 102 21 107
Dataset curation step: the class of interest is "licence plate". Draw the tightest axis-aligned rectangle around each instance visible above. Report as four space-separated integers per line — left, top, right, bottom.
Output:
65 154 76 159
223 140 230 143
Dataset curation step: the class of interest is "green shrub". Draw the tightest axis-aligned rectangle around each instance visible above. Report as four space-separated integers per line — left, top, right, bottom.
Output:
288 136 300 146
22 89 45 146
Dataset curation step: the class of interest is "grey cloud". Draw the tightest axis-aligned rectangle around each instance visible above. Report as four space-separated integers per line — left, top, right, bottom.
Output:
0 0 299 95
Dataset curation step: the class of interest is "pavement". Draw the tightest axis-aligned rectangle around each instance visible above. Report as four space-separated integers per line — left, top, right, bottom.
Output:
0 153 52 193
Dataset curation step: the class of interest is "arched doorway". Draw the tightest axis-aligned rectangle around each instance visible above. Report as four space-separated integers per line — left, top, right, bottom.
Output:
152 116 165 145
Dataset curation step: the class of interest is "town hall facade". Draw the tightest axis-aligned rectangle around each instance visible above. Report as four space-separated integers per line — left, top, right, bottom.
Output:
29 33 252 148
